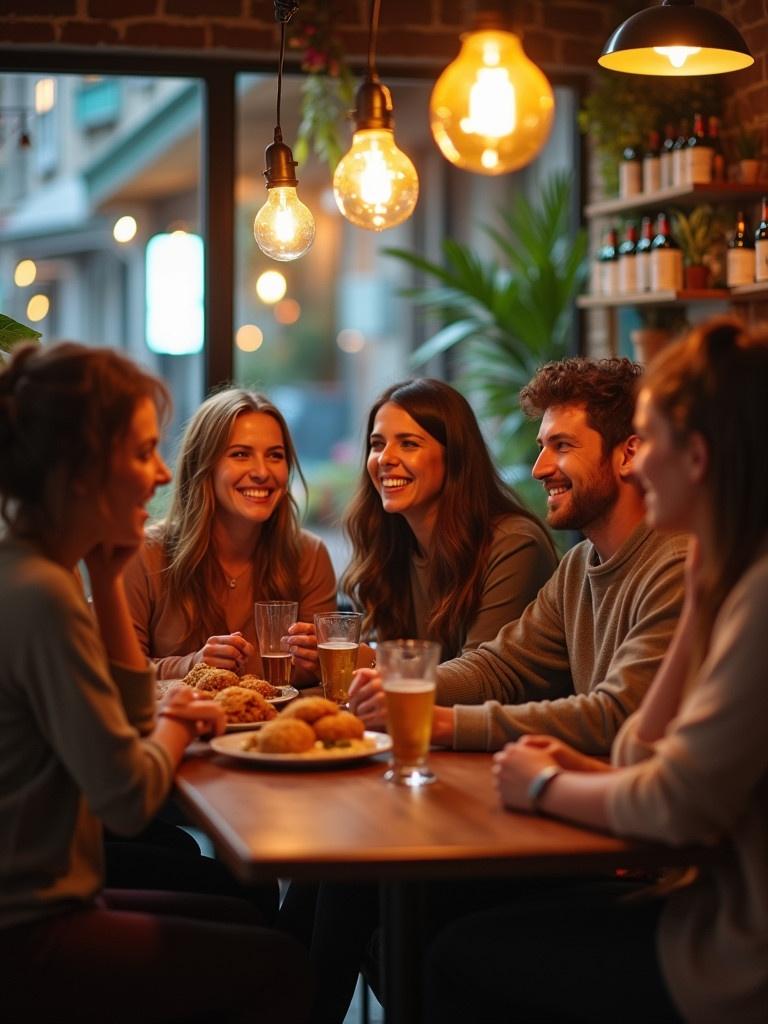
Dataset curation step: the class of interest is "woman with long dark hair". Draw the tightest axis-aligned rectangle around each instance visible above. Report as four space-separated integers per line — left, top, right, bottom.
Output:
424 317 768 1024
343 378 556 658
125 387 336 685
0 342 309 1022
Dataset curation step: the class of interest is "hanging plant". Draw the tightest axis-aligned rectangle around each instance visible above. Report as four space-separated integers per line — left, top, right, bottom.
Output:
290 3 355 175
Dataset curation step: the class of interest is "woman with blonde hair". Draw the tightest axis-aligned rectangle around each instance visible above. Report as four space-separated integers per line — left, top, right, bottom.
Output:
343 377 557 659
0 342 309 1022
425 317 768 1024
125 387 336 685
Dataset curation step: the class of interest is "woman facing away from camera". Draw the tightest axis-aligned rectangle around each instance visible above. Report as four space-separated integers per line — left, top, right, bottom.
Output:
342 377 557 661
424 317 768 1024
0 343 309 1023
124 388 336 686
280 377 558 1024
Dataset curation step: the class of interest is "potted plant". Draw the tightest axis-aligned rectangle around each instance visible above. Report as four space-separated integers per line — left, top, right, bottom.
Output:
671 204 726 289
384 172 587 515
630 306 688 365
734 128 762 184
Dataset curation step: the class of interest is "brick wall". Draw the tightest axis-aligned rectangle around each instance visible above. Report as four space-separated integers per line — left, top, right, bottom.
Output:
0 1 613 75
718 1 768 157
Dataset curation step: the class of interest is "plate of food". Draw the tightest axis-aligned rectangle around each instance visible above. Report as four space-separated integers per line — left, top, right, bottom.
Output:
268 685 299 706
209 695 392 768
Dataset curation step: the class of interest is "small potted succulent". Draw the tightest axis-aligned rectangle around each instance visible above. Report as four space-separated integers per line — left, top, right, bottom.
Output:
734 128 762 184
672 205 727 290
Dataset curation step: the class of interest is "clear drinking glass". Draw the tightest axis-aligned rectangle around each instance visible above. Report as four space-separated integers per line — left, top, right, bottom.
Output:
378 639 441 787
314 611 363 707
254 600 298 687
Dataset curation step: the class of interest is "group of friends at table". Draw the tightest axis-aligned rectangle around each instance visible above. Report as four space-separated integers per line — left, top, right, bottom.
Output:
0 313 765 1023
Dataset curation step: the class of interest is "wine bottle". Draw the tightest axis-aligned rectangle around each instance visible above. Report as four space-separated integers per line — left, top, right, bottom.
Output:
620 144 642 199
687 112 713 185
599 227 620 297
672 119 690 187
618 223 638 294
642 130 661 194
727 210 755 287
708 115 725 182
635 216 654 292
660 122 676 190
650 212 683 292
755 197 768 283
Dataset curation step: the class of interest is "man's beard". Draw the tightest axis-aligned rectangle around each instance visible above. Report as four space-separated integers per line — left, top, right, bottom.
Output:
546 461 620 533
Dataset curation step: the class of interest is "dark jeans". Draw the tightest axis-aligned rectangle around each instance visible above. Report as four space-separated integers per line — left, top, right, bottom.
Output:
2 889 310 1023
423 882 683 1024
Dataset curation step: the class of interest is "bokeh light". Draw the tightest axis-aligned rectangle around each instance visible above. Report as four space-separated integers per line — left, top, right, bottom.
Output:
337 328 366 353
113 216 138 243
14 259 36 287
236 324 264 352
26 294 50 322
274 298 301 325
256 270 287 304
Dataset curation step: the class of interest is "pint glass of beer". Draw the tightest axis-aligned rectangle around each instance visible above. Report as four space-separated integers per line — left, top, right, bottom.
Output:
254 600 298 687
378 639 441 787
314 611 363 706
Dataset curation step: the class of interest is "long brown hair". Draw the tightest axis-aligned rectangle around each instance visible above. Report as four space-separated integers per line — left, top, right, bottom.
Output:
342 378 553 656
157 388 305 643
642 317 768 662
0 342 169 539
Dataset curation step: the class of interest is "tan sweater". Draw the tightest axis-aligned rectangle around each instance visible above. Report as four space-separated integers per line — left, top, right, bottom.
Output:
608 549 768 1024
0 539 172 929
443 524 687 755
124 528 337 679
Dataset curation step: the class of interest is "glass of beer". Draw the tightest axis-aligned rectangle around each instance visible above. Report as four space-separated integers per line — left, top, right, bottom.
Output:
379 639 441 787
314 611 363 707
254 600 298 687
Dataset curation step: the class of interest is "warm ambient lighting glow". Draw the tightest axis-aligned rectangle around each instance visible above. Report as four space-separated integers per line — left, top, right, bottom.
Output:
430 28 554 175
333 128 419 231
256 270 287 304
113 216 138 243
34 78 55 114
274 298 300 325
254 185 315 262
26 294 49 322
337 328 366 353
14 259 36 287
236 324 264 352
599 1 753 76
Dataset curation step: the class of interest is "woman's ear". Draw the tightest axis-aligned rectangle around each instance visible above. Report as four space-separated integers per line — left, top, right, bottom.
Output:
686 431 709 485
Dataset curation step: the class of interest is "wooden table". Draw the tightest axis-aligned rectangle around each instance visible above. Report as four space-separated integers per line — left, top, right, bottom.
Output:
176 745 698 1023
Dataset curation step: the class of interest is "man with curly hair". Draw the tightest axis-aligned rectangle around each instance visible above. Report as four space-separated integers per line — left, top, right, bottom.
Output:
351 356 687 756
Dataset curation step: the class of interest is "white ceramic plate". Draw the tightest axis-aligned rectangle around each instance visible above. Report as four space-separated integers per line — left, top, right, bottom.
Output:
225 719 269 734
268 685 299 705
209 730 392 768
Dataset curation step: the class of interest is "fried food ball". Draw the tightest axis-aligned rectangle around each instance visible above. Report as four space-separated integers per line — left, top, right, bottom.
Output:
182 664 240 694
237 674 282 699
258 717 316 754
281 696 339 724
313 710 365 743
214 686 277 724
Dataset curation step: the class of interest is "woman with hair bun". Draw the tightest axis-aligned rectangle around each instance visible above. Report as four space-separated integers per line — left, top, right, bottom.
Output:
425 317 768 1024
125 387 336 686
343 377 557 659
0 342 309 1022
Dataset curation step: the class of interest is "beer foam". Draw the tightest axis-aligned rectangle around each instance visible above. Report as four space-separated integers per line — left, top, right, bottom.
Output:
382 677 435 693
317 641 358 650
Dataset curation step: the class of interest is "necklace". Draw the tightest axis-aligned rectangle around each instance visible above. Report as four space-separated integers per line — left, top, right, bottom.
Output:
219 563 251 590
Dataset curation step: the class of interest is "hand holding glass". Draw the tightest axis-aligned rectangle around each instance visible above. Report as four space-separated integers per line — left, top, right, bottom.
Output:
254 601 298 687
314 612 363 706
378 639 441 787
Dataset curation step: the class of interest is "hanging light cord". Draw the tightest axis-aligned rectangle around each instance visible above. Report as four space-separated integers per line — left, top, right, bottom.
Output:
273 0 299 141
367 0 381 79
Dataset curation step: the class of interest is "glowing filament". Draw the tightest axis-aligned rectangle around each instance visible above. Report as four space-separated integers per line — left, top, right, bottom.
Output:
653 46 701 69
460 68 516 138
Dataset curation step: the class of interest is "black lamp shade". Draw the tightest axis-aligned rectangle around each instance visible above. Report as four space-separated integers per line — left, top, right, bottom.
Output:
599 0 753 76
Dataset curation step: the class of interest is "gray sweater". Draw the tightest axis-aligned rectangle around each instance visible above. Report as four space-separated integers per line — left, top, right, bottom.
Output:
438 524 687 755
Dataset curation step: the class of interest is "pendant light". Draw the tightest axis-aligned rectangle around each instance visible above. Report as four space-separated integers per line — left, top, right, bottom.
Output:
254 0 315 262
429 10 555 175
332 0 419 232
599 0 753 76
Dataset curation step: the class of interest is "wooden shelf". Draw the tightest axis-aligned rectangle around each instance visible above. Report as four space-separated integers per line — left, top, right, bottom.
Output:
577 289 729 309
728 282 768 301
585 183 768 219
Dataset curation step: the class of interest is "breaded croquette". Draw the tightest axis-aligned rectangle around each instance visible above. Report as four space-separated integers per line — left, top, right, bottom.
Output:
213 686 277 724
313 710 365 743
182 663 240 694
258 717 316 754
237 674 282 699
281 696 339 723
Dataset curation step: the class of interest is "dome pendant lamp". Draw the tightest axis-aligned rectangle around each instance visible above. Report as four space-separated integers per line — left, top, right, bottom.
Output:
332 0 419 232
430 10 555 175
599 0 753 76
253 0 315 262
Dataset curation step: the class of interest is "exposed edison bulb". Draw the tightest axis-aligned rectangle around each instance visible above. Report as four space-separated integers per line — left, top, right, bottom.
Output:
254 186 315 262
430 28 554 175
333 128 419 232
653 45 701 69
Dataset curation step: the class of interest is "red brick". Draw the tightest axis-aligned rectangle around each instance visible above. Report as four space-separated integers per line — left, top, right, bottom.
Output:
739 0 766 26
520 29 557 65
375 0 431 27
0 20 56 42
743 22 768 57
5 0 75 12
122 21 207 48
59 19 121 45
209 24 274 51
558 35 603 70
166 0 243 16
88 0 157 16
544 3 608 35
747 82 768 114
326 0 366 25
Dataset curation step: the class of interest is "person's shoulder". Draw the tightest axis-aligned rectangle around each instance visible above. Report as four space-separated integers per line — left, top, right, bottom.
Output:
297 528 328 555
0 541 79 619
493 512 551 548
639 527 688 561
